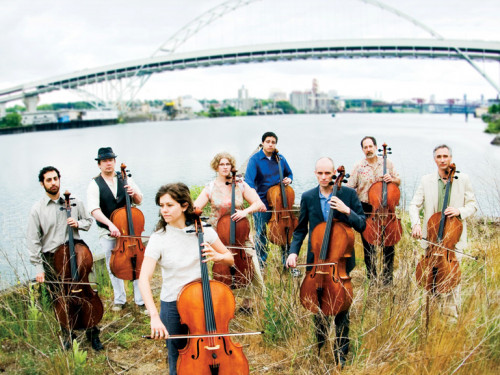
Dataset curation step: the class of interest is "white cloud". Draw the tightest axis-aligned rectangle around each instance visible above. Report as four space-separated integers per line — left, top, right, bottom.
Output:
1 0 499 104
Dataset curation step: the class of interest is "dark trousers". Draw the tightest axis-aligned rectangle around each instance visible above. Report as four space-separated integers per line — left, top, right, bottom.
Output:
253 211 288 268
160 300 188 375
361 203 395 284
41 253 100 341
313 309 350 361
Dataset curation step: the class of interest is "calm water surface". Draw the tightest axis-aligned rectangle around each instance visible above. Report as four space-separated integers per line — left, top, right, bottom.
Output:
1 113 498 287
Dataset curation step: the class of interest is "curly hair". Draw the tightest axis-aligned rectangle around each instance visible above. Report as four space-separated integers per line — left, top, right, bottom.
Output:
38 166 60 183
209 152 236 172
154 183 196 231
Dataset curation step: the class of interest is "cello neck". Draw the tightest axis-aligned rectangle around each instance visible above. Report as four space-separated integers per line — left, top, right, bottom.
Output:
382 143 388 208
63 191 79 281
274 151 288 209
319 166 346 260
437 164 457 242
230 169 236 245
194 214 218 333
119 163 135 236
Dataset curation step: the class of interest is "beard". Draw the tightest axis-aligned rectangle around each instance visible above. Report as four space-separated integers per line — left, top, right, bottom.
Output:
44 184 60 195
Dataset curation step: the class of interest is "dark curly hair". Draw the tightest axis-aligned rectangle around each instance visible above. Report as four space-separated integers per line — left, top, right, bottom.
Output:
154 183 196 231
38 166 60 183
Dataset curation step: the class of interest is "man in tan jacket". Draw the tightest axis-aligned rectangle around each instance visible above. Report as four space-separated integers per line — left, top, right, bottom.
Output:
409 144 477 317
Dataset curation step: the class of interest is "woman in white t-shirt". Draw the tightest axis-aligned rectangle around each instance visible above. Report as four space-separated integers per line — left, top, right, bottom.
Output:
194 152 266 314
138 182 234 375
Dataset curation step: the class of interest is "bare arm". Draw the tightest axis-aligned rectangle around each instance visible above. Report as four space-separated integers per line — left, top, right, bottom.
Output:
202 238 234 266
232 184 266 221
193 187 210 210
138 256 168 339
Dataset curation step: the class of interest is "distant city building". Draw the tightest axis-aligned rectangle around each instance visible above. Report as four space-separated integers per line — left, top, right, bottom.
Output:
290 79 338 113
290 91 311 112
237 85 253 111
269 89 287 101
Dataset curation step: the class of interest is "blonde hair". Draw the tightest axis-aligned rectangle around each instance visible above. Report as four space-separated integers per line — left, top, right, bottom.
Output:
210 152 236 172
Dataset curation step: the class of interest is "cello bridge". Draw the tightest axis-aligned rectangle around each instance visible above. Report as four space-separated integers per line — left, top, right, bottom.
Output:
316 271 329 275
204 345 220 350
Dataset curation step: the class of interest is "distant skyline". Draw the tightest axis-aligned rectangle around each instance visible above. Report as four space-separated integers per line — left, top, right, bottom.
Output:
1 0 499 105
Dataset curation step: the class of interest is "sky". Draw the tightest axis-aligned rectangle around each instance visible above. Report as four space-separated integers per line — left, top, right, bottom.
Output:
1 0 499 105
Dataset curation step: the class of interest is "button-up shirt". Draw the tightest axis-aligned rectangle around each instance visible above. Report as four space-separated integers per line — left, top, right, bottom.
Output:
319 190 333 221
347 156 399 203
244 149 293 208
27 194 93 274
87 175 142 239
437 177 450 212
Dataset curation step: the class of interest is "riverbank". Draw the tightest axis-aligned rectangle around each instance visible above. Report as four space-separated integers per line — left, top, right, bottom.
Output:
0 118 119 135
1 214 499 374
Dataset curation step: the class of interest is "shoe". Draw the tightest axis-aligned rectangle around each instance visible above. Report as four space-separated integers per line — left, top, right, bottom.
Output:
290 268 301 278
63 338 72 350
112 304 124 312
137 304 149 315
90 336 104 351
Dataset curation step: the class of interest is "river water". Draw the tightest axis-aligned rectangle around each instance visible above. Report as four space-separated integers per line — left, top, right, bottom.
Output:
1 113 498 287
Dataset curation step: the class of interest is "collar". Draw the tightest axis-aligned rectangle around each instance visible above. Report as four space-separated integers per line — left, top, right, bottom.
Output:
259 149 276 160
318 187 333 199
361 156 382 167
43 194 64 206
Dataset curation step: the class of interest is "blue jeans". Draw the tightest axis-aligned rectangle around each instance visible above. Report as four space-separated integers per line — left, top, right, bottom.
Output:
253 211 288 267
160 300 188 375
253 211 272 266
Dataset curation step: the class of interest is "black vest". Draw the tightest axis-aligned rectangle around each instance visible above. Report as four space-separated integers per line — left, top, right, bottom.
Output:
94 174 126 229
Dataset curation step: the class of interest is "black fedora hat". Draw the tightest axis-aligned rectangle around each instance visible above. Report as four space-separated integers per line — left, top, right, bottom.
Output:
95 147 117 161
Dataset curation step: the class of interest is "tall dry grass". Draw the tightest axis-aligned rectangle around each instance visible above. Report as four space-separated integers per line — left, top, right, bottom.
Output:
1 213 498 374
232 213 500 374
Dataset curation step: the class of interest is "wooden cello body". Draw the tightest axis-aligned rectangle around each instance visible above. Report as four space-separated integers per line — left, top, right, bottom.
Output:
176 212 249 375
299 167 354 316
213 169 254 288
362 143 402 246
109 163 145 281
53 191 104 330
267 150 297 248
416 164 462 293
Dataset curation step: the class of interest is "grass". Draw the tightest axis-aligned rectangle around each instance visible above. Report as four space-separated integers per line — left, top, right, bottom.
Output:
1 214 499 374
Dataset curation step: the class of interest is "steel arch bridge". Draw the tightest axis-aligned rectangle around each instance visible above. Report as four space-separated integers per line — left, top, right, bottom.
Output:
1 39 499 104
1 0 499 107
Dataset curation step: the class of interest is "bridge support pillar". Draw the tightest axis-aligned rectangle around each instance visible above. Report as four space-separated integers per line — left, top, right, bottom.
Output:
23 95 39 112
0 103 5 118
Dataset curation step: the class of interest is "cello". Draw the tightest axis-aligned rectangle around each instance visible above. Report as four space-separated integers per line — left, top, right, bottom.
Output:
267 149 298 252
213 168 254 289
362 143 402 246
109 163 145 281
299 167 354 316
176 210 249 375
53 191 104 330
416 164 462 294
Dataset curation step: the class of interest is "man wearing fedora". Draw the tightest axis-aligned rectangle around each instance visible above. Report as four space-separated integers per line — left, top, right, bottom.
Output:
87 147 147 313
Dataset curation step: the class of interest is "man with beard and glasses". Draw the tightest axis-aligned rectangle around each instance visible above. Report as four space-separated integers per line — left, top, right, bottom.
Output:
348 136 400 286
27 166 103 351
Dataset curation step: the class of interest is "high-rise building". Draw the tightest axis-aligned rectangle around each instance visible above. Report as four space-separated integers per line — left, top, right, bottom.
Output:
237 85 253 111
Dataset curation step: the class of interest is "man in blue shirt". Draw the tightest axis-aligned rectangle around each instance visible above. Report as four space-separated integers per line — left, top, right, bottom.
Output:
245 131 293 268
286 157 365 367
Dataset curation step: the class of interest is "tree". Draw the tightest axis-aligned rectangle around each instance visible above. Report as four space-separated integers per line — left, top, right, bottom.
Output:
208 105 218 118
275 101 297 114
3 112 22 127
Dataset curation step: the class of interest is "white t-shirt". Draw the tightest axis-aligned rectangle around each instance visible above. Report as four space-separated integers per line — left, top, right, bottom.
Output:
145 224 218 302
